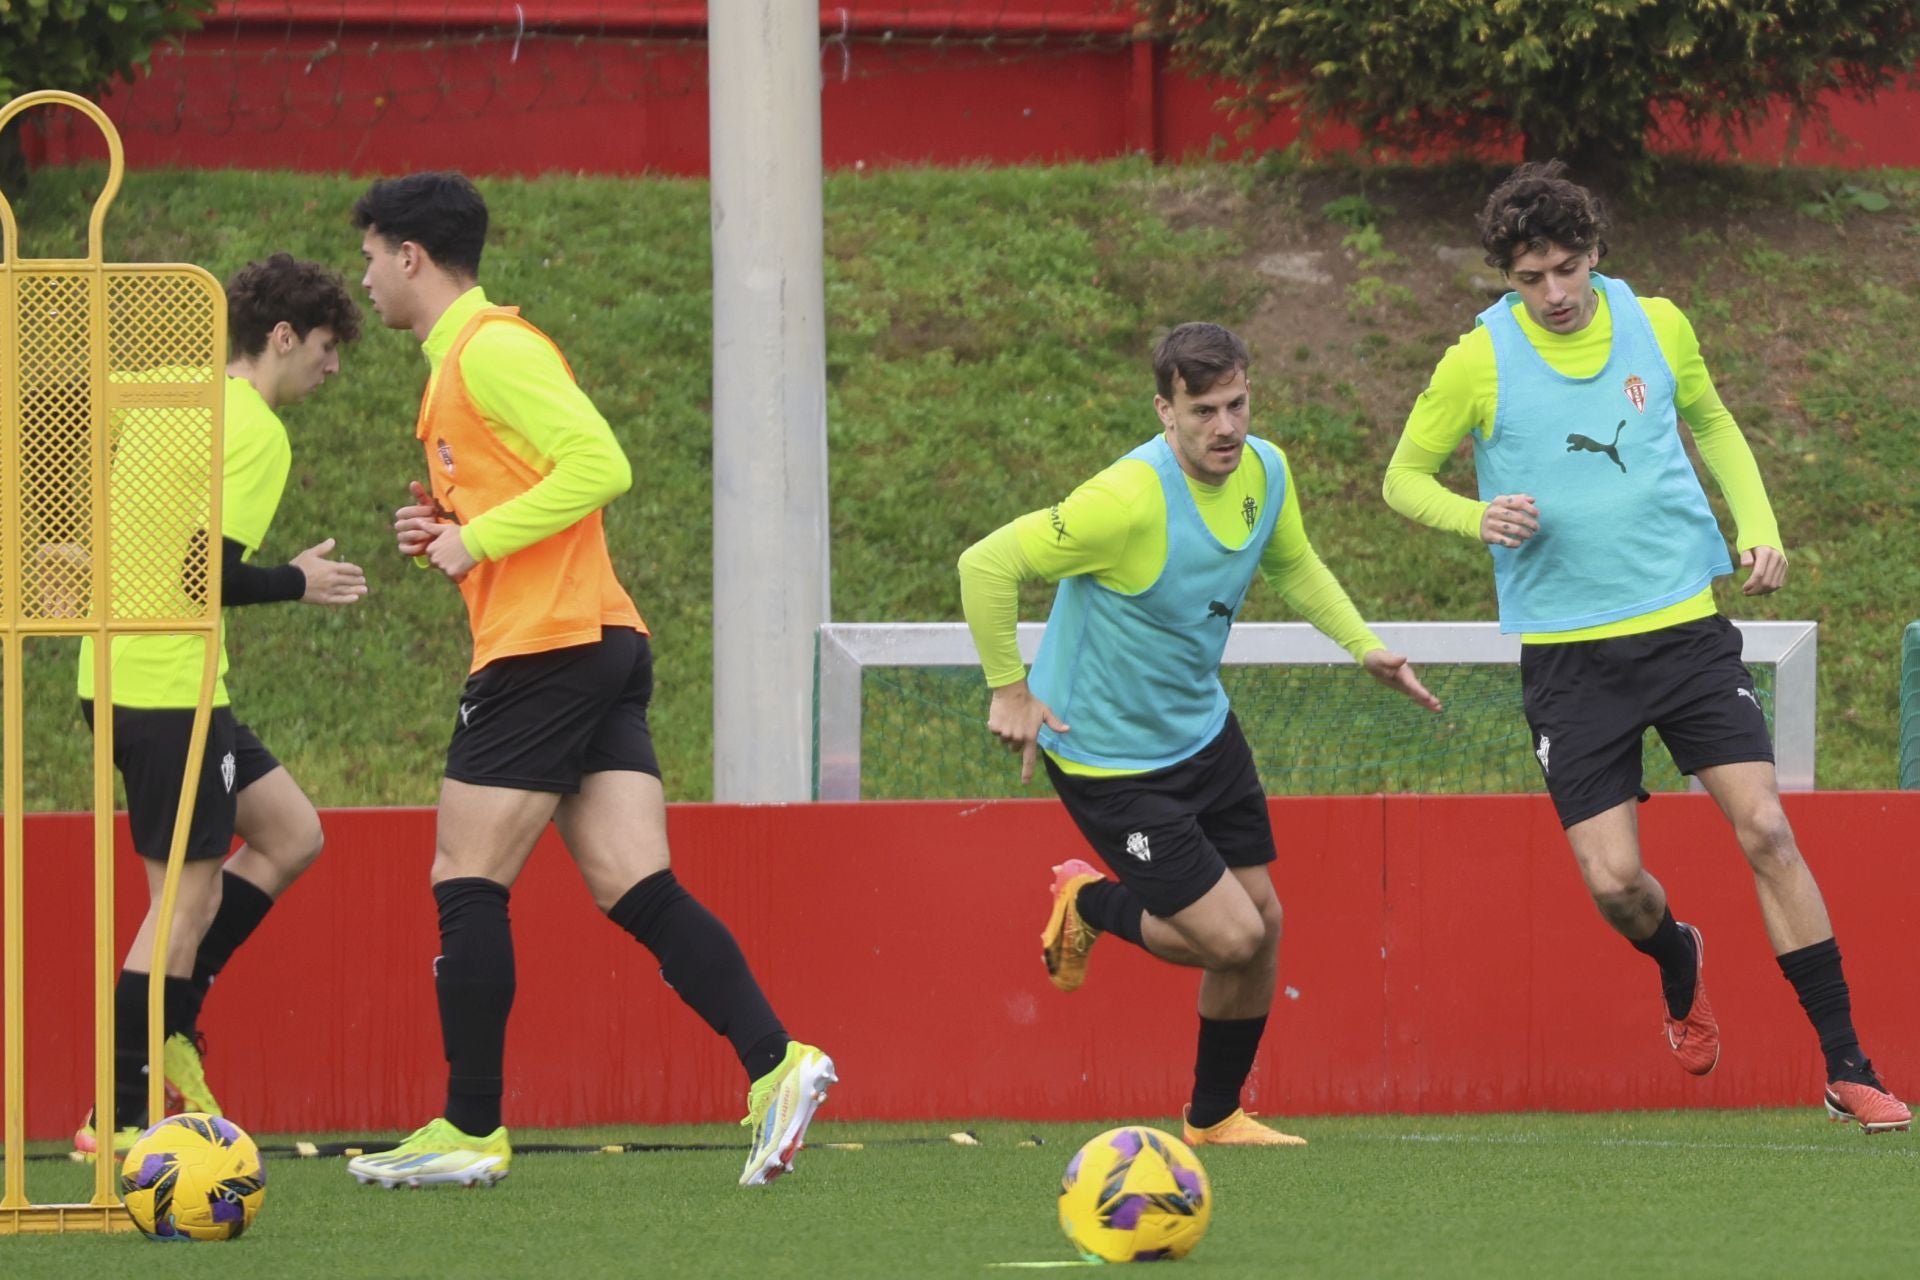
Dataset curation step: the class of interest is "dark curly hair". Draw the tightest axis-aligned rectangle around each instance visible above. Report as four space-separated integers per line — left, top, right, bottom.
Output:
1152 322 1249 401
1477 160 1609 272
351 171 488 277
226 253 362 358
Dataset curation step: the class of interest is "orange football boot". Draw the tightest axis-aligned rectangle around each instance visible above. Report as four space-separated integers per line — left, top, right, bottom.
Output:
1040 859 1104 993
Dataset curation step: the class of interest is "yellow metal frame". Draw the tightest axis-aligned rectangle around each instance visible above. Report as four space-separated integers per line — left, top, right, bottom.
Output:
0 90 224 1235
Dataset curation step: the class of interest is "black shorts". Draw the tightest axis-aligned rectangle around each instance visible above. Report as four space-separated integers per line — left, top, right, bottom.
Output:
1520 615 1773 829
81 702 280 861
445 626 661 793
1043 713 1275 919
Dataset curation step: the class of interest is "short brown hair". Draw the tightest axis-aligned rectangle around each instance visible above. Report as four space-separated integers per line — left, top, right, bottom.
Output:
1477 160 1609 272
226 253 362 358
1152 322 1249 401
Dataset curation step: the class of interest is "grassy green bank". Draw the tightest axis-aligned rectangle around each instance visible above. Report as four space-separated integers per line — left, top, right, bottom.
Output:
6 159 1915 804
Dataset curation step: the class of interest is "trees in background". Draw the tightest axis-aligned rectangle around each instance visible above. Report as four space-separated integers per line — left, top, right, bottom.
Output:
1142 1 1920 184
1 1 215 192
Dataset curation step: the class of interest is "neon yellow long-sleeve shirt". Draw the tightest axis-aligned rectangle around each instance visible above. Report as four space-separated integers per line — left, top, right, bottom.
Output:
1384 289 1780 642
959 439 1383 690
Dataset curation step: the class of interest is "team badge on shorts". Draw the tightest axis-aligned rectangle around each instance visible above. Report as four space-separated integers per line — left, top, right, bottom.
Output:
220 751 236 794
1125 831 1152 862
1623 374 1647 413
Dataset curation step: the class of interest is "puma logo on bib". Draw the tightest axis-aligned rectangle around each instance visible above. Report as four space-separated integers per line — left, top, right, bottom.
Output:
1566 420 1627 473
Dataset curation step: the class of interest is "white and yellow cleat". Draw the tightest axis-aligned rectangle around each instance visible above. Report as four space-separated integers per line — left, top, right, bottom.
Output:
347 1117 512 1188
739 1041 837 1187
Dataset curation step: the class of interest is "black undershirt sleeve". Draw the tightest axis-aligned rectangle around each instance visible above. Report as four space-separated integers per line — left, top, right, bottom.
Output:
220 535 305 606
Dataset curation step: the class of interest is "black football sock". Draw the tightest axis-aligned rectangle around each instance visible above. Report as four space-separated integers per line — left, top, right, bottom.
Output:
112 970 150 1131
1629 907 1698 1019
609 870 787 1082
432 877 515 1137
1776 938 1870 1082
742 1033 791 1084
187 872 276 1024
1075 880 1146 947
162 976 199 1042
1188 1015 1268 1130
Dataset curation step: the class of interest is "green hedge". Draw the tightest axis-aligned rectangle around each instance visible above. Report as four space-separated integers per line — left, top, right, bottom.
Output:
1142 1 1920 183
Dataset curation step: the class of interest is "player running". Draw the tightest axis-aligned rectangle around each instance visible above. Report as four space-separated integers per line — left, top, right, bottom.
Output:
961 321 1440 1148
75 253 366 1155
1384 161 1906 1132
343 172 834 1189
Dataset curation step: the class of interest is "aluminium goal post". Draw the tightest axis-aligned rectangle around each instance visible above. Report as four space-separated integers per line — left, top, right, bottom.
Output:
814 620 1816 801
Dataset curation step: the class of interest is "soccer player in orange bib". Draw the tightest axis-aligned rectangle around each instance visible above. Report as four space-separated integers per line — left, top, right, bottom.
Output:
344 173 833 1189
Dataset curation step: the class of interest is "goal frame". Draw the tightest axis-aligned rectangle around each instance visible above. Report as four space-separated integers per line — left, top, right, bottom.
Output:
813 620 1817 801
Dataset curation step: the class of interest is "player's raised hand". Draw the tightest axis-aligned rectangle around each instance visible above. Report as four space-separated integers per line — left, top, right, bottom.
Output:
394 480 440 557
1740 544 1788 595
1362 648 1442 713
1480 493 1539 548
293 538 368 606
987 679 1068 784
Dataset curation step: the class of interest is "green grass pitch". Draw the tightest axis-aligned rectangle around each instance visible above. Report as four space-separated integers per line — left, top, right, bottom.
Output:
4 1111 1912 1277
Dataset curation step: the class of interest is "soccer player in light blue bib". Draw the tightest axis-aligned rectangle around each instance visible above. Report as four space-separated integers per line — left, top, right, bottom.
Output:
1385 161 1907 1132
962 323 1440 1147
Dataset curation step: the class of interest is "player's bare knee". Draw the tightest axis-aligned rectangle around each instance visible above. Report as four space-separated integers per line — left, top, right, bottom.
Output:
1258 894 1284 946
190 887 222 935
428 847 463 885
1734 804 1799 875
1591 883 1651 931
290 822 325 874
172 866 224 939
1200 920 1267 971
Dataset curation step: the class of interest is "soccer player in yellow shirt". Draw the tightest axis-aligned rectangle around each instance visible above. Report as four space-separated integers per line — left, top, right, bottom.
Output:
75 254 366 1156
344 172 834 1189
961 322 1440 1146
1385 161 1906 1132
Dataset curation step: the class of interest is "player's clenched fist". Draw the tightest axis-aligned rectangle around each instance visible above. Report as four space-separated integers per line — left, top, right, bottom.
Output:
395 479 442 558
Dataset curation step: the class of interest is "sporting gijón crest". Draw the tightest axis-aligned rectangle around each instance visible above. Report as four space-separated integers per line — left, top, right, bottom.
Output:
1623 374 1647 414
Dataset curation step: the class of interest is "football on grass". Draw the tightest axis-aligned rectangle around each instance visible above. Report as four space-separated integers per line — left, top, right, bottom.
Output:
120 1113 266 1241
1057 1125 1211 1263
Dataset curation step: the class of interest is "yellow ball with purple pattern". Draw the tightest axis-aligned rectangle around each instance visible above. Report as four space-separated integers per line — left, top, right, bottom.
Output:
1057 1125 1211 1263
119 1113 266 1241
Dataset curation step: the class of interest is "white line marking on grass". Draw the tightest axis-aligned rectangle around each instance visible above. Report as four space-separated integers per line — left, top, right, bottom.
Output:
987 1263 1099 1270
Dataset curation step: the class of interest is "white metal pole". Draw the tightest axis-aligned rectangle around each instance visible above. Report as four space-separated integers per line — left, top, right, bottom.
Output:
708 1 830 801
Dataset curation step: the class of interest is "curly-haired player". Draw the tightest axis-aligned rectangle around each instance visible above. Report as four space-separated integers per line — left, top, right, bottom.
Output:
1385 161 1907 1133
76 253 367 1157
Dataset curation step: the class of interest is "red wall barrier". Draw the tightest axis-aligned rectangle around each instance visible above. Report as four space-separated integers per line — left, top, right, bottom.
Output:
4 793 1915 1140
19 3 1919 176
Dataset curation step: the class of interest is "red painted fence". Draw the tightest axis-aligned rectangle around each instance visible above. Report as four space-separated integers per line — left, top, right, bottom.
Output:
18 1 1920 176
4 793 1915 1140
